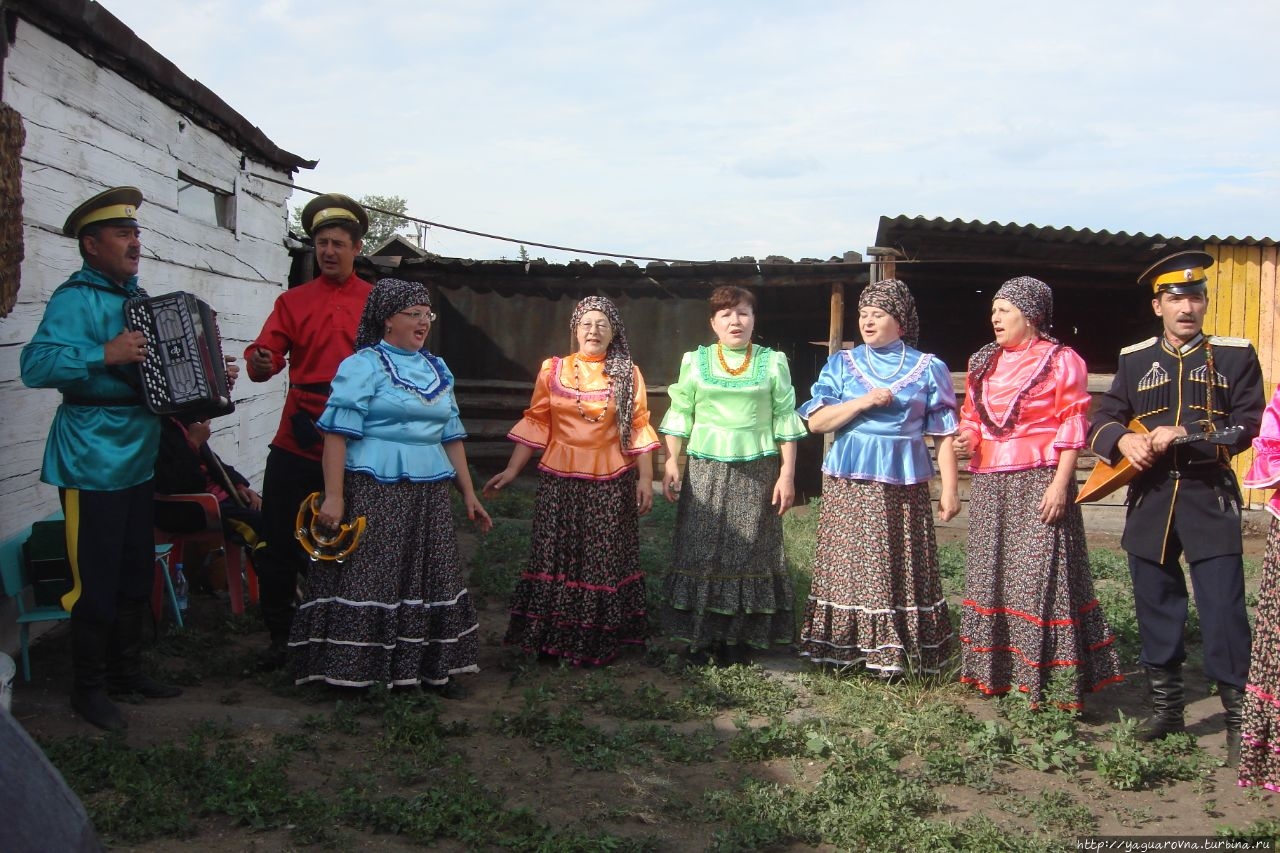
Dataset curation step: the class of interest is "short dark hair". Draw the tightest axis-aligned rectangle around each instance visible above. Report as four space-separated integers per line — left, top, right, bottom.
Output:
76 223 105 262
708 286 756 317
312 220 363 246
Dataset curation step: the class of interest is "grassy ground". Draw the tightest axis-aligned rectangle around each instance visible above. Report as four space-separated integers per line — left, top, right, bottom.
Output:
11 489 1280 851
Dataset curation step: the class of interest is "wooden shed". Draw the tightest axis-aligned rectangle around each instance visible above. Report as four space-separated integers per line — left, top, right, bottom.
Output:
874 215 1278 508
330 249 874 500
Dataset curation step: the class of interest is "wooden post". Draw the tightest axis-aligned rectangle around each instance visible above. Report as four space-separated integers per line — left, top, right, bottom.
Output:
823 281 845 456
866 246 904 286
828 282 844 357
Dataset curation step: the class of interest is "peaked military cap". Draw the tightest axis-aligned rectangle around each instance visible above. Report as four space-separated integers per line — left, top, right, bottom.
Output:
1139 250 1213 295
300 193 369 238
62 186 143 237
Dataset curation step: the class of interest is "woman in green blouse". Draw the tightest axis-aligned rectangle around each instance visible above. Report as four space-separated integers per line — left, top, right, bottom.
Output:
659 286 808 664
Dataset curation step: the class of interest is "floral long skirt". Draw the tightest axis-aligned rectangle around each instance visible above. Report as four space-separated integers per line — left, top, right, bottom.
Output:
960 467 1122 707
504 469 648 665
662 456 794 652
798 476 952 675
1240 516 1280 792
289 473 480 688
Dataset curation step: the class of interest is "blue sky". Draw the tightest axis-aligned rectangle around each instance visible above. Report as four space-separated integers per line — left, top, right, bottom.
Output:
103 0 1278 263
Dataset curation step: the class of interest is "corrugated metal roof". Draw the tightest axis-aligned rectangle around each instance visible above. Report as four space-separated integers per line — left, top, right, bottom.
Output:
876 215 1275 249
4 0 314 173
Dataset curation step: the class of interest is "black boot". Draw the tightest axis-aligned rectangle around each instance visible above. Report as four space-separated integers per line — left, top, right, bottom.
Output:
1137 665 1185 741
70 617 126 732
107 599 182 699
257 563 295 672
1220 682 1244 768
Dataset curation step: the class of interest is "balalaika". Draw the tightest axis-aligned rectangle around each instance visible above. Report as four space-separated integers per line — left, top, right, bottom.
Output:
124 292 235 420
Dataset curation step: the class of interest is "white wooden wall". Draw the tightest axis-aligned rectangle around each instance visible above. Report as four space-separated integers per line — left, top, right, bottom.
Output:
0 20 299 543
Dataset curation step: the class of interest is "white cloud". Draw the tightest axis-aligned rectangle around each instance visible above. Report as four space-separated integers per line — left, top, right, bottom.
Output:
95 0 1280 260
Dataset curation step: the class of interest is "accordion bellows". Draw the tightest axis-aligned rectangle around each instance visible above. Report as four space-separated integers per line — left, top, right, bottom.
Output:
124 292 235 421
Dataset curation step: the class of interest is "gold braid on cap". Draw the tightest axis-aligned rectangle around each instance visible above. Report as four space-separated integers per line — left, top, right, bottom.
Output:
295 492 366 563
310 206 360 231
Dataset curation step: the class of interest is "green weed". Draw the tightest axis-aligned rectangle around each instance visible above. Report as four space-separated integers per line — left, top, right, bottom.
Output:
493 685 714 769
468 519 529 599
937 542 967 595
1003 789 1098 835
1093 717 1210 790
728 716 830 762
675 662 797 718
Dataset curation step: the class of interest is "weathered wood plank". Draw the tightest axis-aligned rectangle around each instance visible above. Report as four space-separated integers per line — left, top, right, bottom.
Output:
0 22 302 541
1259 246 1276 387
1265 247 1280 386
1231 244 1249 340
1204 244 1221 332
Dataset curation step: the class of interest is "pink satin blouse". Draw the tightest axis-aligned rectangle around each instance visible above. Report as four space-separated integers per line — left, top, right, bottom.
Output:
957 340 1090 474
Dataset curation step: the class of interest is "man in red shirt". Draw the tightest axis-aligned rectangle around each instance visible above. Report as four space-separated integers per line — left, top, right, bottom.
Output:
245 193 372 668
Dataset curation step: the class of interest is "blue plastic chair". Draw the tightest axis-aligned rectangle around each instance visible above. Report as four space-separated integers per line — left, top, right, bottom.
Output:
0 514 71 682
153 543 183 630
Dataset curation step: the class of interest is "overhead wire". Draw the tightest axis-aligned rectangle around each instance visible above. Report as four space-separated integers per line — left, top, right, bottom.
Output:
248 171 1167 272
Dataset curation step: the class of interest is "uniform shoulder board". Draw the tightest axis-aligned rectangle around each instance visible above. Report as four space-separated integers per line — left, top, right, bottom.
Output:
1208 335 1252 347
1119 337 1158 355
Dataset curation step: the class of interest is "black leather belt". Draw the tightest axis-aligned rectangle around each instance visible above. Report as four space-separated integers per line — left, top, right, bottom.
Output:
290 382 331 395
1168 462 1226 481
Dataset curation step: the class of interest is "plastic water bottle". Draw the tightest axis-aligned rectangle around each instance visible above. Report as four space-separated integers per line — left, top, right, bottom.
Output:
173 561 189 614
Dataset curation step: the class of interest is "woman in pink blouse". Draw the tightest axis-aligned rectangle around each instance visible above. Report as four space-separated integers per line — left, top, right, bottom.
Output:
1239 387 1280 788
954 276 1122 708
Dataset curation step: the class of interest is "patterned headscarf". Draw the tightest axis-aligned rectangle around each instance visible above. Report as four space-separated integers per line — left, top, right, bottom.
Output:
994 276 1053 332
570 295 636 450
857 278 919 347
966 276 1063 436
356 277 432 349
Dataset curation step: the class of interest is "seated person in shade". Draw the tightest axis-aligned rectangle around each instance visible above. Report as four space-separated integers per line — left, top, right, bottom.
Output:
154 416 265 557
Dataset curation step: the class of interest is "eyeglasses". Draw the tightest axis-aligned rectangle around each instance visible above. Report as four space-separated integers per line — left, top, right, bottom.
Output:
397 310 436 323
577 320 612 332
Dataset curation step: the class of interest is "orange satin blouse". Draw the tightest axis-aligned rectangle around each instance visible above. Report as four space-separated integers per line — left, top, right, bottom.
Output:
508 354 660 480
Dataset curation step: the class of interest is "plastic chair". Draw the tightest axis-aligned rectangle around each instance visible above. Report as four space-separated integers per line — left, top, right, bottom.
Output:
153 494 259 616
153 543 183 630
0 514 71 682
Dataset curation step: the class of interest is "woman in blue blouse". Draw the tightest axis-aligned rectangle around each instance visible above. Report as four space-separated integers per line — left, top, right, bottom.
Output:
290 278 491 695
797 279 959 676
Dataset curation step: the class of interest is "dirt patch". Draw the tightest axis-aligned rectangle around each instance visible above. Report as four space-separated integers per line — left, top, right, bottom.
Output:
7 519 1278 850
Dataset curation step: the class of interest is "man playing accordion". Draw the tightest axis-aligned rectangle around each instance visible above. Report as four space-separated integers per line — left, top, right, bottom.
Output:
20 186 183 731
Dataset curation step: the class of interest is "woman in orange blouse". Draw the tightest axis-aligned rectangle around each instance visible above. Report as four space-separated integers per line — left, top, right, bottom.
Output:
954 276 1122 708
485 296 659 665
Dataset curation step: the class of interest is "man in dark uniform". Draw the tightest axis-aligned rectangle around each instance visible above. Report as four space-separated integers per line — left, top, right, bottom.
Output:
1088 250 1263 766
244 193 372 668
20 187 182 731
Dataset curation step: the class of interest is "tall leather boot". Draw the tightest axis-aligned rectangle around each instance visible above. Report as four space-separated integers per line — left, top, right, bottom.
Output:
1219 682 1244 768
1137 665 1185 741
107 599 182 699
256 558 294 672
70 617 126 732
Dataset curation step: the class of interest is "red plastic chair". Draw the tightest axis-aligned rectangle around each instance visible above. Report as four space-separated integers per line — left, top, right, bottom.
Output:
153 494 259 616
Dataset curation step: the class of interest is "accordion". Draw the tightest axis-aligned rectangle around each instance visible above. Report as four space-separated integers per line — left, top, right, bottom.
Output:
124 292 235 420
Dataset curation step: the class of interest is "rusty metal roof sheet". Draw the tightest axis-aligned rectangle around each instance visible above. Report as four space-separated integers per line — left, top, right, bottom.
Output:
876 215 1275 250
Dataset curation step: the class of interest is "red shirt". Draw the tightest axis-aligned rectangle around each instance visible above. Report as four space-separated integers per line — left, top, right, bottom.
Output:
245 272 372 460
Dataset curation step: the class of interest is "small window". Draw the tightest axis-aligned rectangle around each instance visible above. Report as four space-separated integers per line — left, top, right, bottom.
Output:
177 172 236 230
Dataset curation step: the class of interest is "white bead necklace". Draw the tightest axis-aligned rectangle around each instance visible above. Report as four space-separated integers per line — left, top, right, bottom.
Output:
865 341 907 380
